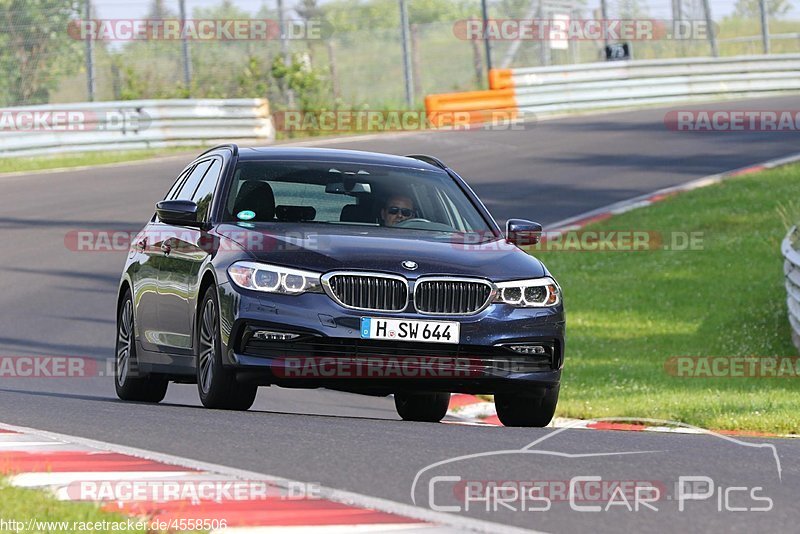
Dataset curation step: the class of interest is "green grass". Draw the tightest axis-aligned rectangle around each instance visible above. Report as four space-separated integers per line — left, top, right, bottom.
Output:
0 147 205 175
535 164 800 434
0 478 149 533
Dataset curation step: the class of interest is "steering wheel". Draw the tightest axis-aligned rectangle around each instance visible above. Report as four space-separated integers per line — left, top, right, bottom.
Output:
394 218 432 226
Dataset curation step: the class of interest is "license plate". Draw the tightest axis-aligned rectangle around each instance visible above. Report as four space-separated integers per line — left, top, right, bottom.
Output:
360 317 460 344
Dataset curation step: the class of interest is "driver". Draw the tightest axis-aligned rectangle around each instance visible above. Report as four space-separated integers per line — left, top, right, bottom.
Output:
381 195 416 226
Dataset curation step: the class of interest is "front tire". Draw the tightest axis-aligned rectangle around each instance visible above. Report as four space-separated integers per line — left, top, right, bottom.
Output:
395 392 450 422
115 289 168 402
495 386 559 427
196 286 257 410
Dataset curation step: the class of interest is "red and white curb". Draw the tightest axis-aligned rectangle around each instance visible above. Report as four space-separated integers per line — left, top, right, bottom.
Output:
445 394 799 438
0 423 530 534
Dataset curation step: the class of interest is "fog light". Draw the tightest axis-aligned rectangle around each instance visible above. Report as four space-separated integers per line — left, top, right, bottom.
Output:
253 331 300 341
508 345 546 355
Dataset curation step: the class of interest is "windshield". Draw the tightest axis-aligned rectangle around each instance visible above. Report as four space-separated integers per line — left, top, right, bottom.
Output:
223 160 495 238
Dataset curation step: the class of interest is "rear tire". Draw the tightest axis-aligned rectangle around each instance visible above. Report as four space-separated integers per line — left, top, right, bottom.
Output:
115 289 168 403
196 286 257 410
495 386 559 427
395 392 450 422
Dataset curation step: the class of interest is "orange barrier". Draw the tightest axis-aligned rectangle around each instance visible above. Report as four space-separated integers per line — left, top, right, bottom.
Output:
488 69 514 90
424 88 517 127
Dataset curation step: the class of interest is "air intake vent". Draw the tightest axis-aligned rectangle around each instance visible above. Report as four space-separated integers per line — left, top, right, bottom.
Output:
324 273 408 312
414 279 493 315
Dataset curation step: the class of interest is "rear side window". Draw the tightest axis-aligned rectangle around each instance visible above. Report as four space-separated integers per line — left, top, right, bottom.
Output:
165 165 194 200
192 159 223 222
175 160 213 201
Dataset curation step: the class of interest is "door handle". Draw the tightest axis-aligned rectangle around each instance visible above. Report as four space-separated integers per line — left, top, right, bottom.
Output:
160 243 171 255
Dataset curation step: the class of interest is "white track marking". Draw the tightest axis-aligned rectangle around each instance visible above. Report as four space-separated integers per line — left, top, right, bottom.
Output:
10 470 200 488
0 422 541 534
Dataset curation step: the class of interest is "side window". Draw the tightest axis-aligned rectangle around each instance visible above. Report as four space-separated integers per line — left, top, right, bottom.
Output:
192 159 223 222
165 165 194 200
175 160 213 201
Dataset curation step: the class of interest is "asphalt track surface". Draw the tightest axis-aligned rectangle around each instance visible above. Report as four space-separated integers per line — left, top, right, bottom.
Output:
1 96 799 532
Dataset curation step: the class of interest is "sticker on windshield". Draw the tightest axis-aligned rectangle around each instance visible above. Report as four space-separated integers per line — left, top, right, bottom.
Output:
237 210 256 221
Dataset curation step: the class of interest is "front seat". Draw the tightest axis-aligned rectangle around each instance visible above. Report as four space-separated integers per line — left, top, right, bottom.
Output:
340 203 375 224
233 181 275 222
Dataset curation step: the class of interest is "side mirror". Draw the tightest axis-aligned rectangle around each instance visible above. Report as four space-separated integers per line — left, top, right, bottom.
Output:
506 219 543 246
156 200 201 227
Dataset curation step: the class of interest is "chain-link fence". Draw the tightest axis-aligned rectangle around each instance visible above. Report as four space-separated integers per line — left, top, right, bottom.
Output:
1 0 798 109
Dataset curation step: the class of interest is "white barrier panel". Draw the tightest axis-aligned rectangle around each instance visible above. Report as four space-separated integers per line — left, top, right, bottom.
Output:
0 98 274 157
782 226 800 352
491 54 800 114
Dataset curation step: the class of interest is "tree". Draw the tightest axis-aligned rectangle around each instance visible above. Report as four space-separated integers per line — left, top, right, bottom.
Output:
616 0 649 18
145 0 175 20
296 0 323 22
0 0 84 105
734 0 791 18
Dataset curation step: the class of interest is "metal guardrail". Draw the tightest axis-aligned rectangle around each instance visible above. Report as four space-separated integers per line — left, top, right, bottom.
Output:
0 98 275 158
782 226 800 352
425 54 800 123
497 54 800 114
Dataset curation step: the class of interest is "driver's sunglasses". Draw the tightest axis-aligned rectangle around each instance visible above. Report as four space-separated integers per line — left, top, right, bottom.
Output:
386 206 414 217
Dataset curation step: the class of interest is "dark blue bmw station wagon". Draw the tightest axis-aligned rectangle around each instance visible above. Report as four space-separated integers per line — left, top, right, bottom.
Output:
115 145 564 426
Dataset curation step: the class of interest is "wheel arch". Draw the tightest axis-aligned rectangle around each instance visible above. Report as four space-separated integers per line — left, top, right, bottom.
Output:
117 275 134 317
194 267 220 334
198 268 218 305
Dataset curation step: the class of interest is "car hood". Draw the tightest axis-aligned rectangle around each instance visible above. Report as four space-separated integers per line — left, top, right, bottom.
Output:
216 223 546 281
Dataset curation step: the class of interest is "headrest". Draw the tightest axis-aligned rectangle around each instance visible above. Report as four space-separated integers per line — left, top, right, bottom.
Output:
340 203 374 223
275 205 316 222
233 181 275 221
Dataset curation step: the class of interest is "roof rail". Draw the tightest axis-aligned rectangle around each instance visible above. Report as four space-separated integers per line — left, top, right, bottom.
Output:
198 143 239 158
404 154 448 170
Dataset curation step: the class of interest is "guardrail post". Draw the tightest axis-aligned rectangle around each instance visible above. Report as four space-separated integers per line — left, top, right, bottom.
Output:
84 1 95 102
481 0 493 73
701 0 719 57
179 0 192 96
759 0 771 54
600 0 609 52
277 0 295 108
399 0 414 107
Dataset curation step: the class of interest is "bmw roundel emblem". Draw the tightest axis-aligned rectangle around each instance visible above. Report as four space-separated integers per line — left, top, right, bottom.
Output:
402 260 418 271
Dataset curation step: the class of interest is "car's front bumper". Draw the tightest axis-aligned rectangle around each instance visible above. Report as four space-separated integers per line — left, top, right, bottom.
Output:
217 282 564 395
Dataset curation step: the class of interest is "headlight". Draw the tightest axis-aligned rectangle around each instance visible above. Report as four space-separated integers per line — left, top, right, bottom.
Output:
494 277 561 307
227 261 322 295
